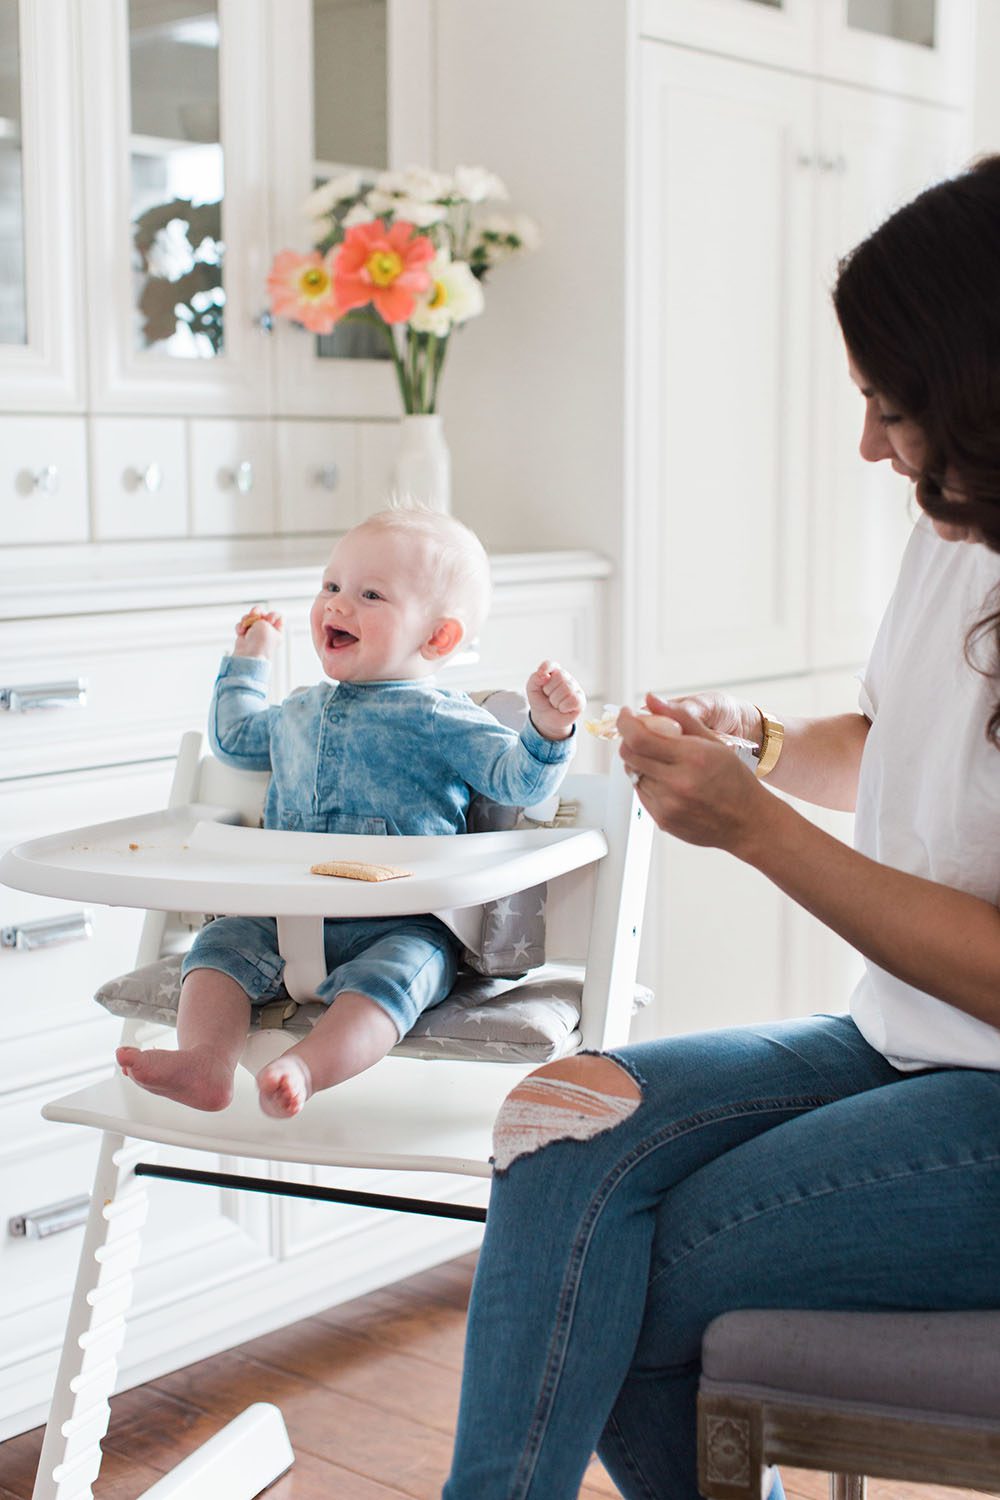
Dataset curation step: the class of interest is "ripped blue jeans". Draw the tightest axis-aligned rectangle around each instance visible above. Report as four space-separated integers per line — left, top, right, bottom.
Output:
442 1014 1000 1500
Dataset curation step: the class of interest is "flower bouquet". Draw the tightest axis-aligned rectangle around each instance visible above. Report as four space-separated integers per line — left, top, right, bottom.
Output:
266 164 539 417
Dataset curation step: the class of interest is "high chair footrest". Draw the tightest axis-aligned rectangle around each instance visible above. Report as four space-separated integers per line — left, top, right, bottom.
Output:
41 1057 525 1176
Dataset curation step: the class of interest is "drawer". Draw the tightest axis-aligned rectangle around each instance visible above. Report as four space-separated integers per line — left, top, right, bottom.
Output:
0 604 261 777
190 418 276 538
275 419 359 535
0 761 174 1094
0 415 89 545
90 416 188 540
0 1087 105 1331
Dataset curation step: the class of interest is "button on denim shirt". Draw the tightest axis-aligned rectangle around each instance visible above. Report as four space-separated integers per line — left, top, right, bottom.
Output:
209 656 575 835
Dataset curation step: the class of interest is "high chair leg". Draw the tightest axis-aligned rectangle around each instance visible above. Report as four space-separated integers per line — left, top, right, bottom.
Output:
32 1132 150 1500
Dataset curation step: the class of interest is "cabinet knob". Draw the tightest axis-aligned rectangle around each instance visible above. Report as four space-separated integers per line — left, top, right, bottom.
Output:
1 910 94 950
126 462 163 494
31 465 60 496
222 460 255 495
312 464 339 491
818 154 847 174
0 678 87 712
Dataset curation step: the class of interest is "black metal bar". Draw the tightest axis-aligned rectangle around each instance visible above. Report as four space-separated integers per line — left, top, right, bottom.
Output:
134 1161 488 1222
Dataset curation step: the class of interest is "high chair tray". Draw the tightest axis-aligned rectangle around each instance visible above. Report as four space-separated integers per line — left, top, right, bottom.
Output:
0 803 607 917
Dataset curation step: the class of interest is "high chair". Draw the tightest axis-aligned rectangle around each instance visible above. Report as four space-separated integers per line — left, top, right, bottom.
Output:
0 720 652 1500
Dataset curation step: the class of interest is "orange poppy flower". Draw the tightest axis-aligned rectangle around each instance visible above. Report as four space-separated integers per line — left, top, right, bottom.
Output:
267 249 340 334
333 220 435 324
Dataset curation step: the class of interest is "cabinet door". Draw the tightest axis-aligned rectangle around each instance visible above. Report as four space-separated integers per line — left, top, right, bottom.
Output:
0 0 85 410
81 0 271 415
268 0 432 419
817 0 975 107
632 672 866 1041
639 0 816 73
632 44 813 698
808 83 967 671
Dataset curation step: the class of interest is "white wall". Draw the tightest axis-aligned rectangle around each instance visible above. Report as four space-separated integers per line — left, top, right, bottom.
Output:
972 0 1000 153
433 0 630 563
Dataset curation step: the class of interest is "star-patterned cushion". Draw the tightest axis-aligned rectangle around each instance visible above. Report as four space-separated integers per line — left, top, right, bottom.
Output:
95 954 653 1063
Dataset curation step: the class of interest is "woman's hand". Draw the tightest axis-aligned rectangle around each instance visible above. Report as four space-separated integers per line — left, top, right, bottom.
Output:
232 606 284 660
617 694 772 855
648 689 761 746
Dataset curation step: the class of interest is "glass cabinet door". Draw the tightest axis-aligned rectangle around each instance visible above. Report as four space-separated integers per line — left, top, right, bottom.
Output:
269 0 433 417
818 0 973 105
82 0 271 414
0 0 84 409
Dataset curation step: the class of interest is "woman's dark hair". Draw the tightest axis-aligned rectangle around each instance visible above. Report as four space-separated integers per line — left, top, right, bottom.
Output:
833 153 1000 746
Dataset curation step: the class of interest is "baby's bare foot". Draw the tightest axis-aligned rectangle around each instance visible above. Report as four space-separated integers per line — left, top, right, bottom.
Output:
257 1055 313 1119
116 1044 234 1112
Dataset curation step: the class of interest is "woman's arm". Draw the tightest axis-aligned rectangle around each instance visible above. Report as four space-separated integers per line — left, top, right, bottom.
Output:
650 693 869 811
618 704 1000 1028
741 792 1000 1029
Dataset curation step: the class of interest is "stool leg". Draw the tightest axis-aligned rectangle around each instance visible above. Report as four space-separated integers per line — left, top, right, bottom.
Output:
32 1132 150 1500
830 1475 867 1500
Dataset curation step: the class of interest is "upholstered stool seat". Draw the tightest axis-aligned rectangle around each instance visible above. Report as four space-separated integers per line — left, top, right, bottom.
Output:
698 1309 1000 1500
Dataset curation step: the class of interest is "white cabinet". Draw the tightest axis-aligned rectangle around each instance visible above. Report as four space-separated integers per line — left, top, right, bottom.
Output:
0 0 85 411
0 0 435 544
640 0 972 106
808 80 964 668
633 45 814 693
632 38 967 697
633 672 865 1042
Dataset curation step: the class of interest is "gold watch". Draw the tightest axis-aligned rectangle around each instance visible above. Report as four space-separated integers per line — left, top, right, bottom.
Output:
754 708 784 779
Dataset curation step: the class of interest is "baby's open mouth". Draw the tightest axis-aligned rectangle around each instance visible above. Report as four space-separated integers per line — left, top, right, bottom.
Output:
326 626 358 649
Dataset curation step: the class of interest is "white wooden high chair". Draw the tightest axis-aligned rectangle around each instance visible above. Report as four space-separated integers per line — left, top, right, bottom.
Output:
0 722 652 1500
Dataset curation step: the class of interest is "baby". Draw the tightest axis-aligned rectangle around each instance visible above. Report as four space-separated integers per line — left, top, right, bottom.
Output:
116 505 585 1118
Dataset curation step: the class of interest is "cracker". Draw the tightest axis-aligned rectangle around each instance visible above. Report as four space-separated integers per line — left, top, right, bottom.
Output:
309 859 412 882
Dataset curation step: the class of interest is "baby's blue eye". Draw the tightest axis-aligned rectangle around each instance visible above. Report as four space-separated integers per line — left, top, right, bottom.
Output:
324 582 339 593
362 589 383 601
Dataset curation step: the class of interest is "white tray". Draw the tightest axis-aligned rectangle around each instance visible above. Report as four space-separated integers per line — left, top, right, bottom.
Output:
0 803 608 917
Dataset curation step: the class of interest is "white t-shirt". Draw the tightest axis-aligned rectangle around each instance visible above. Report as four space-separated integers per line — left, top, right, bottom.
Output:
851 514 1000 1070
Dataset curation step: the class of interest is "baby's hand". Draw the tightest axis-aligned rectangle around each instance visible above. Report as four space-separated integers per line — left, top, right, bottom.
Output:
527 660 586 741
232 607 283 660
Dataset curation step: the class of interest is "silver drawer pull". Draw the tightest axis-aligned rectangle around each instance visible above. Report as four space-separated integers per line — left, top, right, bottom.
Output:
32 465 60 495
1 910 93 951
0 678 87 712
126 462 163 494
223 460 255 494
9 1195 91 1239
312 463 339 491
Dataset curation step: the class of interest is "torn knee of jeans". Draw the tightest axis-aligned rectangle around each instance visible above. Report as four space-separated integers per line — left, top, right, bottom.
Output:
492 1054 642 1173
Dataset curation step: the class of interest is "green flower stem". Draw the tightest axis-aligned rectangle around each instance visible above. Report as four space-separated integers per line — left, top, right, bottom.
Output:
340 309 411 410
428 333 449 413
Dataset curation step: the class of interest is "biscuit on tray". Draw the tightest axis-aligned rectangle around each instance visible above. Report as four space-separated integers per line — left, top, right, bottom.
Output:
309 860 412 882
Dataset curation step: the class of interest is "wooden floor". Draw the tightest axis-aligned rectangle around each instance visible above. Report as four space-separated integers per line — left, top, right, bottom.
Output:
0 1253 987 1500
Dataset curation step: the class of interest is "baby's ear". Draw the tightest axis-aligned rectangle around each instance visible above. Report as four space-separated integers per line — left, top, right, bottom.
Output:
422 617 465 660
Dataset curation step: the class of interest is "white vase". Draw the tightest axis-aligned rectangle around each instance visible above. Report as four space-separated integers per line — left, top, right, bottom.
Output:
391 414 452 514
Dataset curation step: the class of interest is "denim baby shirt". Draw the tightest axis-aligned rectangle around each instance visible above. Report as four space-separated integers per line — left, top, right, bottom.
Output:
208 655 575 836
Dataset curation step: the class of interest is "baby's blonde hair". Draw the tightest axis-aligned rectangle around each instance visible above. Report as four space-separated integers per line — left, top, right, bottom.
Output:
357 499 492 641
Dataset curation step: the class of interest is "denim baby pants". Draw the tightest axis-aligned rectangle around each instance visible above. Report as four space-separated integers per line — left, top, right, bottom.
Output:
181 913 460 1038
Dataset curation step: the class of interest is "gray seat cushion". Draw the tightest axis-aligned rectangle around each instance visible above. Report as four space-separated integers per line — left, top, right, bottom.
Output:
701 1309 1000 1424
96 952 652 1065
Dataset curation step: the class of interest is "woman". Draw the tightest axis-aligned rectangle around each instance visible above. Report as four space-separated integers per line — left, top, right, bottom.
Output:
442 155 1000 1500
